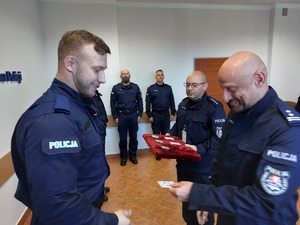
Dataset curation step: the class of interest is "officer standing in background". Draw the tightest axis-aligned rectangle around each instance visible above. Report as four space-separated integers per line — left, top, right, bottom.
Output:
167 71 226 225
11 30 132 225
110 69 143 166
146 69 176 135
169 51 300 225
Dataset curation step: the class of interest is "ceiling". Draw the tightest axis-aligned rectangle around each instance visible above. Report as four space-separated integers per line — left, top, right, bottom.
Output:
39 0 300 6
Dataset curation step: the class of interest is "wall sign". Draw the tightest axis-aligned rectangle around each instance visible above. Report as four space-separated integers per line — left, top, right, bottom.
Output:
0 71 22 83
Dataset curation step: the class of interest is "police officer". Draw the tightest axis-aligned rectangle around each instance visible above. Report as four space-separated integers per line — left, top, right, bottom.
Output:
169 51 300 225
11 30 132 225
146 69 176 135
167 71 226 225
110 69 143 166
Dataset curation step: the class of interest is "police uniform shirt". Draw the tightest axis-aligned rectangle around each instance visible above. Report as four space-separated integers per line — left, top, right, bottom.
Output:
145 82 176 117
188 87 300 225
11 79 117 225
168 93 226 173
110 82 143 119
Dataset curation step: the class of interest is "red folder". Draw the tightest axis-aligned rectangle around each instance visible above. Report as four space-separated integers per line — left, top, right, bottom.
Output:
142 134 201 160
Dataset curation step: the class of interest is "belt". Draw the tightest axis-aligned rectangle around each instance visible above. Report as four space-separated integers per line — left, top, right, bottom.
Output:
118 109 136 114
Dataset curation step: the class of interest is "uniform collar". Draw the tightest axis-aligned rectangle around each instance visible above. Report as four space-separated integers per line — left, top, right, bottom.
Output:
51 78 89 106
184 92 207 109
155 82 164 86
120 82 131 89
235 86 277 117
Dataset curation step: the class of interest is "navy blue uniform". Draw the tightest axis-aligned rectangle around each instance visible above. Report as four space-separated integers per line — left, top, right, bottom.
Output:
168 93 226 225
146 83 176 134
93 90 108 149
93 90 110 200
110 82 143 159
11 79 117 225
189 87 300 225
296 96 300 113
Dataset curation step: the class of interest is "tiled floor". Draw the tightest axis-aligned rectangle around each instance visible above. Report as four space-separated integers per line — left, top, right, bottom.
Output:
21 149 300 225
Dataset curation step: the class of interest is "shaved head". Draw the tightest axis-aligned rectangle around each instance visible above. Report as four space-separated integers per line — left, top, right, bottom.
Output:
218 51 269 113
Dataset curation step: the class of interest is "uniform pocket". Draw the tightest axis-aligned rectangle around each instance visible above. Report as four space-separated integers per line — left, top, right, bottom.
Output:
81 129 101 150
238 138 268 154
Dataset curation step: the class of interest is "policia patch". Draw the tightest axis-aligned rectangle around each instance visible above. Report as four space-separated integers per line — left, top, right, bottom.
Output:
260 165 290 195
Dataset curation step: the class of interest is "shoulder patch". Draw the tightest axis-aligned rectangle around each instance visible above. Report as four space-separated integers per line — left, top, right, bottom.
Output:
54 95 70 114
216 127 223 138
278 104 300 126
260 165 290 196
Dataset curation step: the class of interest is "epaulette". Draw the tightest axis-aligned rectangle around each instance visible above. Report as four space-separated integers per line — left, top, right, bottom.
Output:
54 94 70 114
207 96 220 107
278 103 300 126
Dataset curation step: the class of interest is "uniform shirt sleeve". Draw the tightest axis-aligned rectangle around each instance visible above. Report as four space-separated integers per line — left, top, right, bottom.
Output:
19 113 118 225
110 85 118 119
168 121 178 136
168 100 185 136
188 126 300 222
169 87 176 116
136 85 143 117
145 86 152 117
196 103 226 155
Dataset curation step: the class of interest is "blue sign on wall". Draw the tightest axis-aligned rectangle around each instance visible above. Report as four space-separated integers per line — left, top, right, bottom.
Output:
0 71 22 83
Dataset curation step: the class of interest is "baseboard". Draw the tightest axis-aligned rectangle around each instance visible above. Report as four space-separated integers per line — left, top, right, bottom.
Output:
0 151 14 187
17 208 31 225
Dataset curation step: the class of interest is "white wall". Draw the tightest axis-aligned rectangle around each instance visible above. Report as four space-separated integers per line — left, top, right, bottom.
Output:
1 1 300 224
39 2 128 153
0 0 45 155
116 5 270 105
112 4 271 152
269 4 300 100
0 0 45 224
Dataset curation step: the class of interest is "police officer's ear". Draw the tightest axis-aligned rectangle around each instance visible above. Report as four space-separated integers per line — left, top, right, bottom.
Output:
254 70 266 87
65 56 76 72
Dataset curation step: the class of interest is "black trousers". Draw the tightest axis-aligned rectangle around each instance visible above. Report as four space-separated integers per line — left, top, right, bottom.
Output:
117 113 138 159
151 111 170 135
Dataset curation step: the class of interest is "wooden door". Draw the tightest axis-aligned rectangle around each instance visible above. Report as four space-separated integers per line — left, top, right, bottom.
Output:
194 58 230 115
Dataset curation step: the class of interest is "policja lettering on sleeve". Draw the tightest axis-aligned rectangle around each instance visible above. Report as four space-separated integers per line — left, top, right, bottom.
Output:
42 138 80 155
